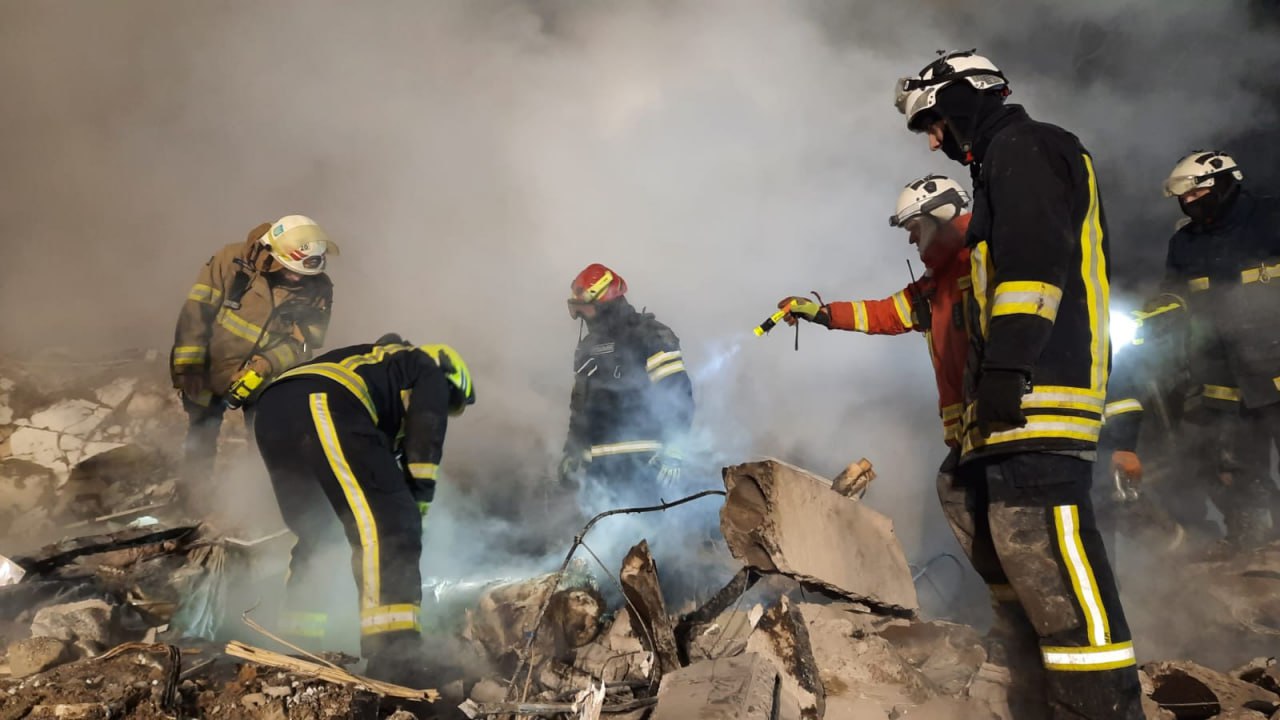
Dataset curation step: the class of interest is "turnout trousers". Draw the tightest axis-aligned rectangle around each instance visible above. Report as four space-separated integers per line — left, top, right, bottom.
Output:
938 451 1143 720
254 379 423 660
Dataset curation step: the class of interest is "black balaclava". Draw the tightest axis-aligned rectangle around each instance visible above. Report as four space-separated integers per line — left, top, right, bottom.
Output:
1180 173 1242 226
586 296 634 331
934 83 1007 165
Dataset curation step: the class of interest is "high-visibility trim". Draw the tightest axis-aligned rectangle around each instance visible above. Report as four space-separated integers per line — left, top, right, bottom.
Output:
1103 399 1143 418
172 346 207 366
970 241 992 336
851 301 869 332
187 283 223 305
943 422 961 444
1079 154 1110 396
1042 641 1136 672
646 351 682 372
1273 377 1280 392
339 343 415 372
1241 262 1280 285
279 363 378 421
309 393 382 610
216 307 270 344
264 343 298 372
1188 277 1210 292
963 414 1102 452
1203 384 1241 402
1054 505 1109 647
891 290 914 328
1022 385 1107 413
990 281 1063 321
941 403 963 422
360 603 421 635
408 462 438 481
589 440 662 458
649 360 686 383
1132 302 1182 323
280 611 328 639
989 583 1019 604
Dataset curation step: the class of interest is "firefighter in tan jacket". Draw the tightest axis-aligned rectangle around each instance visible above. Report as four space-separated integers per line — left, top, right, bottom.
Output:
170 215 336 491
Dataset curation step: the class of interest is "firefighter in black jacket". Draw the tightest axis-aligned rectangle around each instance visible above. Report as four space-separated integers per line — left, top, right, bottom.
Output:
897 50 1142 718
253 335 475 685
1161 150 1280 547
560 263 694 509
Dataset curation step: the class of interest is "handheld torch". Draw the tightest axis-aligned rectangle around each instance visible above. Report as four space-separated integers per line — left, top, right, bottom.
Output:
754 301 795 337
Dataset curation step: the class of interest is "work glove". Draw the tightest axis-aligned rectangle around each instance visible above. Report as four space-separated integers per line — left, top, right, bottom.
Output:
1111 450 1143 484
408 480 435 521
229 355 272 385
974 369 1029 437
650 445 683 487
777 296 830 327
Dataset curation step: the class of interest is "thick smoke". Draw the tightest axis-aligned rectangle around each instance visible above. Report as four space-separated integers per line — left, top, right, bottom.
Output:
2 0 1278 624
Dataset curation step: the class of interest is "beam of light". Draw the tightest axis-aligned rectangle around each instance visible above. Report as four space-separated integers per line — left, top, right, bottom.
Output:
1110 309 1138 353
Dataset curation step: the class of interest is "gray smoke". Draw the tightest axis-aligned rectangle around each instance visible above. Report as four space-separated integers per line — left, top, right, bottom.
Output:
2 0 1278 624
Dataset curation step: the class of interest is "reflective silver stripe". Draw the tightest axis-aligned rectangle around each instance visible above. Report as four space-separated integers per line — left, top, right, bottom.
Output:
891 290 913 328
360 609 419 629
649 360 686 382
1022 387 1106 413
589 440 662 458
645 351 682 371
1103 399 1143 418
852 302 869 332
1042 642 1135 671
990 281 1063 321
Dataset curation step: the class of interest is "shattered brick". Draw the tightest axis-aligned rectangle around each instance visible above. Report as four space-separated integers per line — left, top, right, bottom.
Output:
652 653 779 720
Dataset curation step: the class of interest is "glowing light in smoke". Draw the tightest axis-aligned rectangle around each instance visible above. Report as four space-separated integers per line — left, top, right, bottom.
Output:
1110 309 1138 352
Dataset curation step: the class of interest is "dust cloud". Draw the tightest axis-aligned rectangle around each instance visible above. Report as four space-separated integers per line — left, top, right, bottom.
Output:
2 0 1278 624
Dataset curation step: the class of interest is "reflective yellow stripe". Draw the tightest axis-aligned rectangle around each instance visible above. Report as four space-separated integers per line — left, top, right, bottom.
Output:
280 611 328 639
187 283 223 305
989 583 1019 604
173 346 207 365
943 421 961 443
264 343 298 372
279 364 378 421
990 281 1063 321
215 307 269 343
1240 262 1280 284
339 343 415 371
964 414 1102 452
360 603 421 635
1022 385 1106 413
1273 377 1280 393
589 440 662 458
1132 302 1182 322
645 351 682 372
1080 154 1110 396
309 393 381 609
1188 277 1209 292
891 290 914 328
408 462 438 481
851 301 869 332
1053 505 1109 647
970 241 992 336
649 360 686 382
1203 384 1241 402
1103 399 1143 418
941 403 963 421
1042 641 1135 672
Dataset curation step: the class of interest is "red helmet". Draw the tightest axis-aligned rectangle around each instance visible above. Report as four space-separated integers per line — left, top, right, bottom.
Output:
568 263 627 318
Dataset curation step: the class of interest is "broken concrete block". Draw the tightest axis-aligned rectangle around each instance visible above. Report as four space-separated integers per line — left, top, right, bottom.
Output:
93 378 137 409
721 459 918 614
6 636 73 677
652 653 779 720
802 604 934 717
831 458 875 499
745 597 824 720
620 540 680 677
1145 660 1280 718
545 585 604 656
30 399 110 436
7 427 70 477
687 609 756 662
1234 658 1280 695
879 620 986 697
30 598 119 656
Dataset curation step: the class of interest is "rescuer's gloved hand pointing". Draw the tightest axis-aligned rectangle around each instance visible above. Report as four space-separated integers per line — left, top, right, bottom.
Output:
651 445 683 487
974 369 1029 436
1111 450 1143 484
777 297 831 327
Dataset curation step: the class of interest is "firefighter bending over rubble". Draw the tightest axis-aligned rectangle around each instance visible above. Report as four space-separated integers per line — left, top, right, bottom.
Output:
1156 150 1280 548
896 50 1142 718
169 215 335 497
253 335 475 686
778 173 972 449
560 263 694 508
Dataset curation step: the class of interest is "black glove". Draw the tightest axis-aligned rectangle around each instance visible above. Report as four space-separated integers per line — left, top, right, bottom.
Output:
409 479 436 519
974 369 1029 437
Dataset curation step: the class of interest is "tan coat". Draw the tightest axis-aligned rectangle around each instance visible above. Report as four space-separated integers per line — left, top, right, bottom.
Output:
171 235 333 405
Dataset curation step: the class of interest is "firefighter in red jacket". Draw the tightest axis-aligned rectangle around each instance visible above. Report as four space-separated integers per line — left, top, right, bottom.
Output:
778 173 972 449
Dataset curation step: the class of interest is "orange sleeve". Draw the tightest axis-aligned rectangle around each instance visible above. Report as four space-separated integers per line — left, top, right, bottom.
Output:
827 284 918 335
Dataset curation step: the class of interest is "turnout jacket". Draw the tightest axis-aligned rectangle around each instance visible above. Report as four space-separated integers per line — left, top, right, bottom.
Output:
171 238 332 404
827 214 973 446
1164 192 1280 409
962 105 1112 459
271 342 452 483
565 301 694 460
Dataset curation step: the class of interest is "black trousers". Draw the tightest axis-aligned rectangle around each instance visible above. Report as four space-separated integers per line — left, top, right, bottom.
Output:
254 379 422 658
940 452 1144 720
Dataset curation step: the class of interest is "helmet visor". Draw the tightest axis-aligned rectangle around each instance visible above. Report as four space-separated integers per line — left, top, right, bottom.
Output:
1163 174 1212 198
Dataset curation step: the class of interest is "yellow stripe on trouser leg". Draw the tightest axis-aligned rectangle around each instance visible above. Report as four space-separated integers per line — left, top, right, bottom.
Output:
280 610 329 639
309 393 382 610
1053 505 1109 647
361 603 422 635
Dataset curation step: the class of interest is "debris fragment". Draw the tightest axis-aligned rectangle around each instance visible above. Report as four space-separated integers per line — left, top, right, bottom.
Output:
1145 659 1280 718
651 652 779 720
7 636 74 678
619 539 680 677
744 597 824 720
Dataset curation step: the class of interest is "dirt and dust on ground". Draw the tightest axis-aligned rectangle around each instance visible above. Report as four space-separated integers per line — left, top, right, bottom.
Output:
3 352 1280 719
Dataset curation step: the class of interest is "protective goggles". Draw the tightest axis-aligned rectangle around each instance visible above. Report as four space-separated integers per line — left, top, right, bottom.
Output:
889 187 968 227
1162 174 1213 198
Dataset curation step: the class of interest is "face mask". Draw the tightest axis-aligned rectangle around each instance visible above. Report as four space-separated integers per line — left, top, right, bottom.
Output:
940 125 971 165
1179 182 1240 226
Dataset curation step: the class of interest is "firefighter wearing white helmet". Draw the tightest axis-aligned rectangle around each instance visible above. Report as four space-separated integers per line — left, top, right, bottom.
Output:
169 215 336 501
895 50 1145 719
1162 150 1280 548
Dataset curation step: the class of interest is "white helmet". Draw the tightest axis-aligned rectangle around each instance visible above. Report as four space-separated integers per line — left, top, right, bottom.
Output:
259 215 339 275
895 50 1008 132
890 174 970 227
1162 151 1243 198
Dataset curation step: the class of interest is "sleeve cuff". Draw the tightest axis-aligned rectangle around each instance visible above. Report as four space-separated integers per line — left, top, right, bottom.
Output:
407 462 439 481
